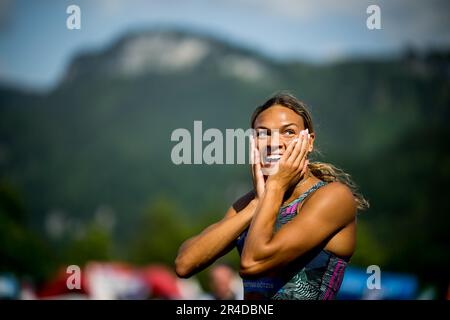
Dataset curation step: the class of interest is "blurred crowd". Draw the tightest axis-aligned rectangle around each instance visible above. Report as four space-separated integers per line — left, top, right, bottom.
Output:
0 262 447 300
0 262 243 300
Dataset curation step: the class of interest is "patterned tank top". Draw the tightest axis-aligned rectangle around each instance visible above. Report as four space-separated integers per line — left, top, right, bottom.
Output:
236 181 348 300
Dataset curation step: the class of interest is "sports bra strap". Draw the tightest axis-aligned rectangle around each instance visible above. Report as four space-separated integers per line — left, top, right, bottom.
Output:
281 180 327 209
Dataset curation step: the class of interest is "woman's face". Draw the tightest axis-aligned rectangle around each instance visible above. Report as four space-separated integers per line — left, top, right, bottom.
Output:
253 105 314 170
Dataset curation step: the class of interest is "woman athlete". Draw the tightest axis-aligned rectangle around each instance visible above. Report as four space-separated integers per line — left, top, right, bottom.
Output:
175 92 369 300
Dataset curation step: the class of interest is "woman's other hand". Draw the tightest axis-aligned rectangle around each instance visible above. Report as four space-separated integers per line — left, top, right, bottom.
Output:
266 129 310 192
250 135 265 199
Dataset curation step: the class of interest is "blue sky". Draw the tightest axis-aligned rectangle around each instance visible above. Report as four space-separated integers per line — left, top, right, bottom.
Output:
0 0 449 91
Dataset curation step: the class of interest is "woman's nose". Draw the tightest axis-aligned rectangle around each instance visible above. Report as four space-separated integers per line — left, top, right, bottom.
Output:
267 131 282 149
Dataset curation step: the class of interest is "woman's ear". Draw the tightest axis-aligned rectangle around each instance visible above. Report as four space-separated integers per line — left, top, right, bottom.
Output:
308 133 315 153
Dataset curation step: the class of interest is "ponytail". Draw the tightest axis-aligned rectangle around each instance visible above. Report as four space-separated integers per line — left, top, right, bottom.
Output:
308 161 369 211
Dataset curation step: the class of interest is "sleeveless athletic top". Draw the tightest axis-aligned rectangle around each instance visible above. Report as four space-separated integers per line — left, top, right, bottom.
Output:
236 181 348 300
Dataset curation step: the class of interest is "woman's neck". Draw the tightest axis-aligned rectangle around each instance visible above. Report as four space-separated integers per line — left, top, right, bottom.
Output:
282 170 321 204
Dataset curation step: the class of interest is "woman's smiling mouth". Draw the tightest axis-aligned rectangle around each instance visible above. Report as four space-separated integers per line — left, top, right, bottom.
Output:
263 154 282 165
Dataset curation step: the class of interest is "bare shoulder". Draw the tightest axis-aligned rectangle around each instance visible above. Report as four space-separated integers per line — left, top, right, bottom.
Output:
303 181 357 223
316 181 355 204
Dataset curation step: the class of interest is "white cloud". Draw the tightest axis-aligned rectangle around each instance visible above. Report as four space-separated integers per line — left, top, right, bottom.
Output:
89 0 128 16
226 0 365 20
231 0 450 52
382 0 450 47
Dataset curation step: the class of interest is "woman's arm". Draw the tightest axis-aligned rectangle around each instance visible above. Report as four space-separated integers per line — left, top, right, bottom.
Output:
240 182 356 277
174 193 258 278
240 130 356 277
175 136 266 278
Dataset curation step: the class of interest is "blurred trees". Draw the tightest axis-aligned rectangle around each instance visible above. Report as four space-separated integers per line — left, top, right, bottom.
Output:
128 198 192 266
0 33 449 296
0 180 54 283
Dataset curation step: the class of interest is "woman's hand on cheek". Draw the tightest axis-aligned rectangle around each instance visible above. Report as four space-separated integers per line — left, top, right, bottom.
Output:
266 129 310 191
251 136 265 200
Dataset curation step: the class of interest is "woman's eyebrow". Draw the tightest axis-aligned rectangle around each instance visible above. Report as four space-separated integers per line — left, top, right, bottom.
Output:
255 123 298 130
280 123 299 129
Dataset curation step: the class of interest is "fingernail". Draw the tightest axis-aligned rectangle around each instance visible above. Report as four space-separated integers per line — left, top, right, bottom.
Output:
306 128 309 134
308 134 310 139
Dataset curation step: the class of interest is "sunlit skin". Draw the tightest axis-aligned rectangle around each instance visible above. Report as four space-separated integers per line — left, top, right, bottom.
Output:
240 105 356 276
251 105 315 202
175 105 356 279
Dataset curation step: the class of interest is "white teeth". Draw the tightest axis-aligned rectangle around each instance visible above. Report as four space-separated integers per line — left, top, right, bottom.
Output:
265 155 281 163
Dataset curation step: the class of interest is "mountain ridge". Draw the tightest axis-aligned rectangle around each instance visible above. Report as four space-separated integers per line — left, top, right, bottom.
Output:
0 28 449 284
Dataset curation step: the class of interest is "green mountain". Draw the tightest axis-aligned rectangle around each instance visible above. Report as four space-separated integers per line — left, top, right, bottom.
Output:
1 29 449 292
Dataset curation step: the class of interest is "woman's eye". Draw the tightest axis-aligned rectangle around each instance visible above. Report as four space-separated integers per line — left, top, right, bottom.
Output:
284 130 295 136
257 131 268 138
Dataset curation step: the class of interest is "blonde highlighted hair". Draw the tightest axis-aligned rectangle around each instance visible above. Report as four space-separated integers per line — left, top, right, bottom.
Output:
251 92 369 211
